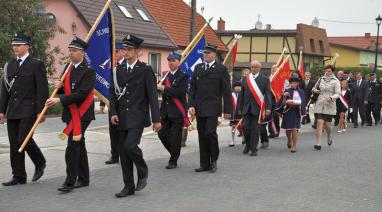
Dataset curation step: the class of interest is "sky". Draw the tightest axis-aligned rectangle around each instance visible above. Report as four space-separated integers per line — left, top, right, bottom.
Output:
184 0 382 36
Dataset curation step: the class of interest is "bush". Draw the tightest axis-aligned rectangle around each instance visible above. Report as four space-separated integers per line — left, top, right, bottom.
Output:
309 66 382 79
46 84 63 115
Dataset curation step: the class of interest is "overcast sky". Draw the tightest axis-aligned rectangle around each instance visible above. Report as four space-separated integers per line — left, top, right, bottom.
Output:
184 0 382 36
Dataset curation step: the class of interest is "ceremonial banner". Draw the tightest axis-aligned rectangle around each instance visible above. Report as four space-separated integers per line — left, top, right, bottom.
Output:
179 34 206 80
85 7 114 105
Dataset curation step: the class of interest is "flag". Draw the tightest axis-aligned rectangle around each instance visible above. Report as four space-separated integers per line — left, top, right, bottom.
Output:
179 34 206 81
271 58 290 102
298 50 305 79
223 41 238 72
84 7 114 105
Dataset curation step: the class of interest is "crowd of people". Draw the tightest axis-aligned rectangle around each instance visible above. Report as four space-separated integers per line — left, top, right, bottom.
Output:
1 32 381 199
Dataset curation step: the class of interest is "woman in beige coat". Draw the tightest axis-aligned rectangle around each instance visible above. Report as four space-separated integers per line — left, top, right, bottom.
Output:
312 65 341 150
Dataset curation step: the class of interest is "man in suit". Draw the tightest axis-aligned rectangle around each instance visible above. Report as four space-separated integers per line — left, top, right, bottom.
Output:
46 37 95 193
110 34 161 198
157 52 188 169
0 33 48 186
105 43 126 165
366 73 382 126
237 60 272 156
351 72 369 128
301 71 315 125
189 43 232 173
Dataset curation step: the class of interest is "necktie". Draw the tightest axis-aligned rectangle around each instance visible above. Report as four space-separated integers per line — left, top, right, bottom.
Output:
127 67 132 73
206 64 210 70
358 80 360 87
17 59 22 68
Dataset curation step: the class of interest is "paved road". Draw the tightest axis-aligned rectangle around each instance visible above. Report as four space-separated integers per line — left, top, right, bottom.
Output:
0 118 382 212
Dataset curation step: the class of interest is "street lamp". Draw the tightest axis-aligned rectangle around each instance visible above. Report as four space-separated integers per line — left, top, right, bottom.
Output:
374 15 382 73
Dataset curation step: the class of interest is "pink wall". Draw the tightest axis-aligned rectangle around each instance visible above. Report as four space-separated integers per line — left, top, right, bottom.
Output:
44 0 171 79
44 0 88 78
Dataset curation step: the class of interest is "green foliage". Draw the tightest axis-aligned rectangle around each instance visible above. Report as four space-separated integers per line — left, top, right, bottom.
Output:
46 84 63 115
0 0 65 76
309 66 382 79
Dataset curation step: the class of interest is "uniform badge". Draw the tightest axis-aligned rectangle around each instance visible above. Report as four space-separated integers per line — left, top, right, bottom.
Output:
71 83 75 90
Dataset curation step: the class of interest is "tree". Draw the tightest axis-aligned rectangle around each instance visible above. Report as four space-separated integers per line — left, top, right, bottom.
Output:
0 0 64 76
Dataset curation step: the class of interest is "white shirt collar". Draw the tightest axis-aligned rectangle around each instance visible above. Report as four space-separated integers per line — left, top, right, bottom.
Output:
73 60 83 68
17 53 29 65
127 59 138 70
118 58 125 65
170 69 178 75
252 72 260 78
205 60 215 69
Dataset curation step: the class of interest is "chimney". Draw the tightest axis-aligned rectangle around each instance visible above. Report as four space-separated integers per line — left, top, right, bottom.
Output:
265 24 272 30
365 33 371 38
217 17 225 31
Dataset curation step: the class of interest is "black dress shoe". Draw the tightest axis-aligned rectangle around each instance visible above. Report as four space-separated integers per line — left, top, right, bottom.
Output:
314 145 321 150
32 164 46 182
135 177 147 191
166 164 177 169
209 162 217 173
250 151 257 156
74 181 89 188
2 178 26 186
57 184 74 192
194 167 209 172
312 125 317 129
115 187 135 198
243 145 250 154
105 157 119 165
354 124 358 128
228 144 235 147
361 122 365 126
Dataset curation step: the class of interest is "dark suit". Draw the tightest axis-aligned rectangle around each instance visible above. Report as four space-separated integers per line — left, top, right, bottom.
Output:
189 61 232 169
0 55 48 181
351 79 369 126
109 60 160 189
237 73 272 152
108 59 127 160
58 61 95 186
302 79 315 124
158 70 188 165
366 80 382 125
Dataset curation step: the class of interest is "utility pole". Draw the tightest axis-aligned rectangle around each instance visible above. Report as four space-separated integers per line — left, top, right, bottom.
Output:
190 0 196 42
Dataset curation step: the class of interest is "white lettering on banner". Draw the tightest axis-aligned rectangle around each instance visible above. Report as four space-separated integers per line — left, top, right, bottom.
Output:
190 58 203 72
96 73 110 89
96 28 109 37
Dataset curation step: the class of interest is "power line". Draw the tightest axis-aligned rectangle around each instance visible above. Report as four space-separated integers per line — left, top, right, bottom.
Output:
318 18 375 25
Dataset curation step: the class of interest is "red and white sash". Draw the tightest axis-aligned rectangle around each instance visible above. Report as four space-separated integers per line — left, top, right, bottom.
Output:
163 72 191 127
231 92 238 112
246 73 266 121
339 93 349 109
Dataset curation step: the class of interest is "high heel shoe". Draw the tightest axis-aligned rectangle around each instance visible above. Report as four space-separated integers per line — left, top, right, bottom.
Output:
328 139 333 146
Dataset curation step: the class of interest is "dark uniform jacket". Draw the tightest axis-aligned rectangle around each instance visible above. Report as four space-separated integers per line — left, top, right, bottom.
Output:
58 62 96 123
237 73 272 116
109 60 160 129
189 62 232 117
303 79 316 101
368 80 382 103
0 55 49 119
160 70 188 119
350 80 369 104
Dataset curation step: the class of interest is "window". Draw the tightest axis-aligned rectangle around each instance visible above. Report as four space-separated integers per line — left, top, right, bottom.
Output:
319 40 324 53
149 52 161 78
310 39 316 52
135 8 150 21
117 4 133 18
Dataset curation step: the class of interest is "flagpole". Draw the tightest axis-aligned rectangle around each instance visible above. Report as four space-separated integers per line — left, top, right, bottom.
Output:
19 0 113 152
275 48 287 67
331 53 340 66
270 55 290 82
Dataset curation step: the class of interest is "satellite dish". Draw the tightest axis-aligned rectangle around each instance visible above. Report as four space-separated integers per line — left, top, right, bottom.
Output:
312 17 320 27
255 14 263 29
